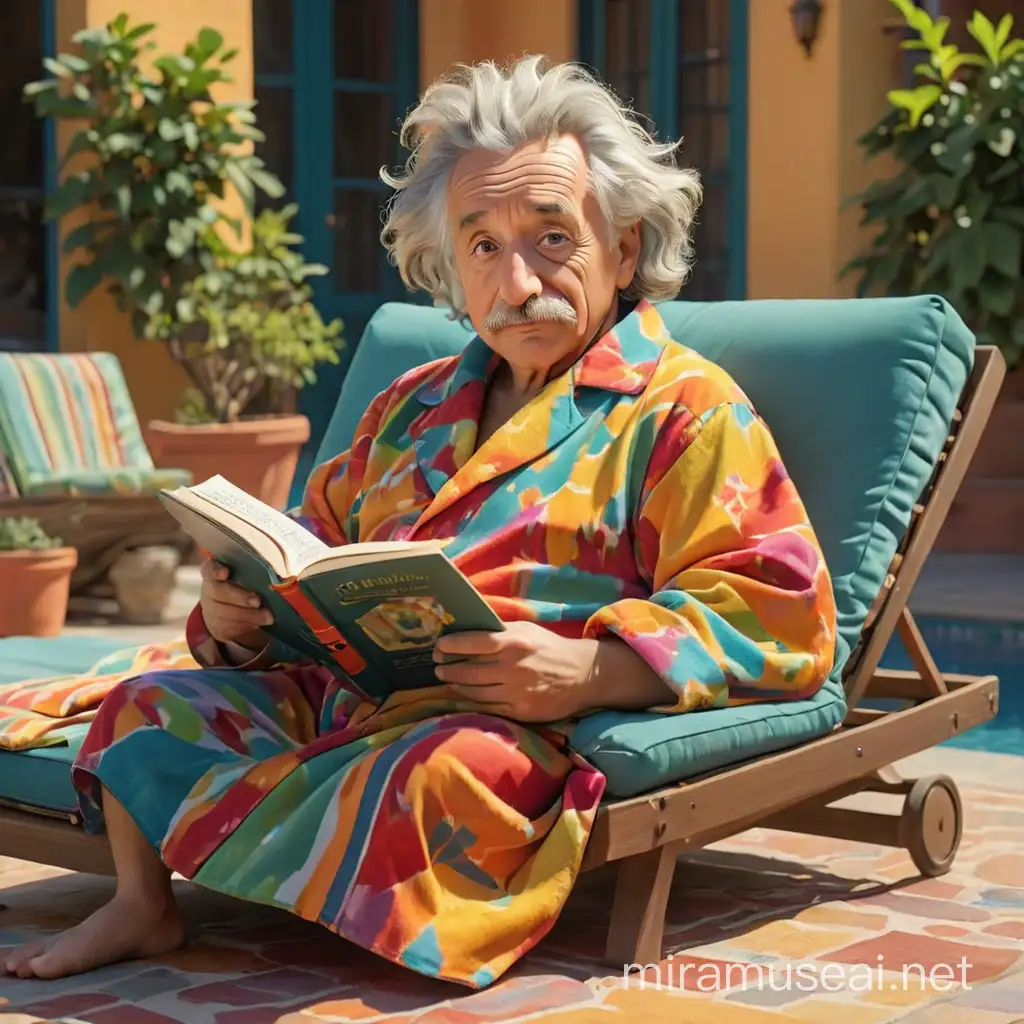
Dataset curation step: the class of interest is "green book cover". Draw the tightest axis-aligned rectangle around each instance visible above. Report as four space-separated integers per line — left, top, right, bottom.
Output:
297 553 504 697
156 477 503 695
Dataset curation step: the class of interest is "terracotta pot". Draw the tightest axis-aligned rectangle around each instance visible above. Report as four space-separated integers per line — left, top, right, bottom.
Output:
0 546 78 637
145 414 311 509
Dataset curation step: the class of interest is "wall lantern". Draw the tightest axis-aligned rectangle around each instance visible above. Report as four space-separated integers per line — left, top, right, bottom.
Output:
790 0 824 57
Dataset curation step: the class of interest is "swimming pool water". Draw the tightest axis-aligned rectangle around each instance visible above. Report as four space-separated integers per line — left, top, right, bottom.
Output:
879 616 1024 756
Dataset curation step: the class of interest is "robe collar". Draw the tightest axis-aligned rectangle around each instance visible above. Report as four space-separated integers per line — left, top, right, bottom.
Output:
407 298 671 529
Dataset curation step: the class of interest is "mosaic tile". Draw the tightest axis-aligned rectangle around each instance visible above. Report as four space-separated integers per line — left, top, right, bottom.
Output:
731 921 864 959
17 991 119 1019
178 968 347 1007
976 854 1024 887
825 930 1021 985
898 1006 1024 1023
946 978 1024 1012
924 925 974 938
2 769 1024 1023
984 920 1024 939
860 893 991 922
793 907 890 930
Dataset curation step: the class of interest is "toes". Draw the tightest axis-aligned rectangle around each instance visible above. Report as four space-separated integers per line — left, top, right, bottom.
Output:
4 939 49 975
23 952 61 980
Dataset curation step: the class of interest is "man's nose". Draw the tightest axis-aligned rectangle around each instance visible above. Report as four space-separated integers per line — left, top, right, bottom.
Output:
499 248 543 307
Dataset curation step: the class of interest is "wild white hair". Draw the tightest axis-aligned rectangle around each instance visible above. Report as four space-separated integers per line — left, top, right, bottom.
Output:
379 55 703 317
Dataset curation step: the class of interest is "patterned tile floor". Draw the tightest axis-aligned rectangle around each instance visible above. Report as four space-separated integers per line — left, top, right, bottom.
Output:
1 748 1023 1024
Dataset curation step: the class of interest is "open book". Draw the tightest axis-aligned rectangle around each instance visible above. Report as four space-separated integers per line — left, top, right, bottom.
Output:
157 475 503 697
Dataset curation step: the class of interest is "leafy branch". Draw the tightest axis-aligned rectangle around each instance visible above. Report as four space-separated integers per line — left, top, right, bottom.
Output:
842 1 1024 367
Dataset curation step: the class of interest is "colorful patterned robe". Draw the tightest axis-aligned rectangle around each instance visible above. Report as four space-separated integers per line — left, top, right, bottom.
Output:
73 299 837 988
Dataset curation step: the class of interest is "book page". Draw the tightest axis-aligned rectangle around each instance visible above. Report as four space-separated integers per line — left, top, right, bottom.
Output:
191 475 329 574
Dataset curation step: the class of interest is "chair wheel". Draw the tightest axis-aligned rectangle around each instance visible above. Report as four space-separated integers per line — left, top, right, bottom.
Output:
901 774 962 877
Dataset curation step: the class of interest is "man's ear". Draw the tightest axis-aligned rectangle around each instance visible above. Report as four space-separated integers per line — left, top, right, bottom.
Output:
614 220 642 290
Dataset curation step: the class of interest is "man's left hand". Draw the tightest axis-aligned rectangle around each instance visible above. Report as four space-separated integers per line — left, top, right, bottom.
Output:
432 621 599 723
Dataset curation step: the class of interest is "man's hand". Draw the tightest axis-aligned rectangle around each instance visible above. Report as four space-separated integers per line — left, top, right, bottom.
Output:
199 559 273 651
432 621 600 722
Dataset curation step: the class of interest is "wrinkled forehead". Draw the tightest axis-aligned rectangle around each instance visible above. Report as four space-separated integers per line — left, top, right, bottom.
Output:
447 135 591 227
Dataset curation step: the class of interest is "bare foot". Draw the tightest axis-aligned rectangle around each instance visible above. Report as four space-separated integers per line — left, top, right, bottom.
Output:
3 893 185 980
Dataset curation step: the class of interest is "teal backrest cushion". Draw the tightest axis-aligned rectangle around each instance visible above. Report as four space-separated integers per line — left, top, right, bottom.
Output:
315 294 974 683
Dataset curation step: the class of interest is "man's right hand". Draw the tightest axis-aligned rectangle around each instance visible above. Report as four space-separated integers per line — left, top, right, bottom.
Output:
199 559 274 650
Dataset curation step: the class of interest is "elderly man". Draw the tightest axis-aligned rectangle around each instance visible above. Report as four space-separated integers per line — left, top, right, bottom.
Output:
5 57 835 987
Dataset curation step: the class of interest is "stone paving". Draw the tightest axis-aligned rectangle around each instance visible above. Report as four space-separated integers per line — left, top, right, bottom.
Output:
3 560 1022 1023
1 748 1023 1023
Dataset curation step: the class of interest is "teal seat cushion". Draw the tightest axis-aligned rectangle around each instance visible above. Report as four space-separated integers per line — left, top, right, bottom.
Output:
571 678 848 799
0 723 89 814
316 294 972 799
0 294 971 810
0 635 132 813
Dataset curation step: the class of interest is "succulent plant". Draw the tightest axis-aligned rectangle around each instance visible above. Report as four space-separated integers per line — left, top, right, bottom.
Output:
0 517 63 551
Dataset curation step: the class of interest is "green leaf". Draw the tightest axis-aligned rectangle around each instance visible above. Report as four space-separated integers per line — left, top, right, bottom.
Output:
247 165 285 199
887 84 943 127
988 158 1021 185
949 225 986 289
165 169 192 195
940 52 987 80
930 173 960 208
65 261 104 308
979 275 1017 316
166 236 188 258
994 206 1024 227
122 22 157 42
22 79 57 99
197 27 224 57
1013 318 1024 351
115 184 132 218
104 132 137 154
57 53 91 73
182 122 199 150
983 221 1023 277
61 219 114 254
994 13 1013 53
221 47 239 63
158 118 183 141
44 173 92 218
42 56 71 78
1002 39 1024 59
968 10 1001 64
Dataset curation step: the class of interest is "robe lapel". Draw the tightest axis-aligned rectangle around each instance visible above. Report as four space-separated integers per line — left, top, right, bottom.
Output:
408 299 668 534
413 368 585 532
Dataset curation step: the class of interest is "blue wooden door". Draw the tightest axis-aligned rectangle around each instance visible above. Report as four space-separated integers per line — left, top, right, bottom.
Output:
253 0 421 492
578 0 748 301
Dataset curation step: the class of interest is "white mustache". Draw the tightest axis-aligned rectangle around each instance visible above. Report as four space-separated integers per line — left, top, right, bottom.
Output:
483 295 578 331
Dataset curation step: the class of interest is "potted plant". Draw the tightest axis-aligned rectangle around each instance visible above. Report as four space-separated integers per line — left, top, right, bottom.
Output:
0 518 77 637
145 204 344 508
841 0 1024 553
842 1 1023 362
22 15 340 507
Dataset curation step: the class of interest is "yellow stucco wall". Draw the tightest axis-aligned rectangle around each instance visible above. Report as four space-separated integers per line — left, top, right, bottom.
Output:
55 0 254 425
747 0 901 299
419 0 575 86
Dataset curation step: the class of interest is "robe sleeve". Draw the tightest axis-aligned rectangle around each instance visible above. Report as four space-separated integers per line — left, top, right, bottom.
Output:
582 401 837 712
186 388 393 670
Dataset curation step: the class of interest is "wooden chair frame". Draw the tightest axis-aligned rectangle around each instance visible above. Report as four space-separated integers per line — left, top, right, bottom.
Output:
0 348 1006 971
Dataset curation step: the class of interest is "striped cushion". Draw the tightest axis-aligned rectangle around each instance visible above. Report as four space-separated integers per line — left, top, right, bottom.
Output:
0 352 159 495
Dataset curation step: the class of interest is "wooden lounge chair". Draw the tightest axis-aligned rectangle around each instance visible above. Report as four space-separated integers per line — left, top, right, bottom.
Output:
0 351 193 607
0 293 1003 971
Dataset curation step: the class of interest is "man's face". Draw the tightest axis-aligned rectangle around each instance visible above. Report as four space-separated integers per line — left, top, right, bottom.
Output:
447 134 641 378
